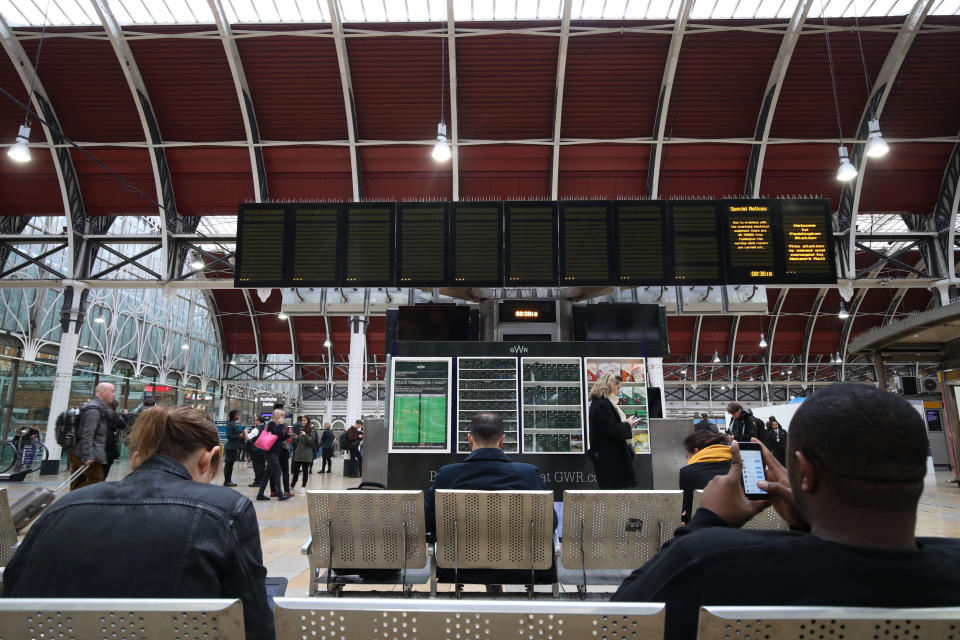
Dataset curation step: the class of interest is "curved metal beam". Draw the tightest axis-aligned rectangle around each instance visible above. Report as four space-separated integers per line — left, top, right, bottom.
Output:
764 288 789 382
0 14 107 278
549 0 574 200
646 0 695 198
206 0 269 202
241 288 263 379
691 315 702 383
801 288 828 382
744 0 815 197
727 315 741 381
934 134 960 284
446 0 460 200
837 0 935 276
327 0 361 200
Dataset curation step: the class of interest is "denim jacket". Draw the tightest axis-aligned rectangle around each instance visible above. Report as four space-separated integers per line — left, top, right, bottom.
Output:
2 455 275 640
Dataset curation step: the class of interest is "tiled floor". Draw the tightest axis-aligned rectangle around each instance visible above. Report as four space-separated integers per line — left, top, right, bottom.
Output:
4 458 960 596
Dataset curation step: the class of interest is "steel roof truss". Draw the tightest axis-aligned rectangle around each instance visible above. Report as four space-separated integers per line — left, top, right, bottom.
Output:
328 0 361 200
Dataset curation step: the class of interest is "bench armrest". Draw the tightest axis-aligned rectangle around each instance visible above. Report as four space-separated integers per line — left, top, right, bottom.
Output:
301 535 312 556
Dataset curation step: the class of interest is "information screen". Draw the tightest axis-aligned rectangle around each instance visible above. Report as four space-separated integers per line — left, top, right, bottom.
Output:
390 358 451 452
670 202 722 284
235 206 286 286
781 200 835 284
616 202 667 285
724 201 776 284
506 202 558 286
560 202 611 285
398 203 447 285
345 203 394 286
451 203 501 286
291 207 340 285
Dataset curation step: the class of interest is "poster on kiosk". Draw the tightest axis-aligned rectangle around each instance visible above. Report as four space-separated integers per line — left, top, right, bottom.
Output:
388 357 453 454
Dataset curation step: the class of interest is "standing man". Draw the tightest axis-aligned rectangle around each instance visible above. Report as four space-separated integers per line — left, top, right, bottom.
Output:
424 412 557 590
247 416 266 488
694 413 718 433
726 402 762 443
68 382 119 491
223 409 244 487
346 419 364 476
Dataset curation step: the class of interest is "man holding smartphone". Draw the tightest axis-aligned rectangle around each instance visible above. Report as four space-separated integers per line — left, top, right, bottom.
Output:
613 383 960 640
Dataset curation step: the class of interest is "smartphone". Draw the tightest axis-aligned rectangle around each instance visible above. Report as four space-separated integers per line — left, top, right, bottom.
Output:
739 442 768 500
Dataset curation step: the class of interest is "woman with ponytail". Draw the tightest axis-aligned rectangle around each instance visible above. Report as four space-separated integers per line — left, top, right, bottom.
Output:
2 406 275 640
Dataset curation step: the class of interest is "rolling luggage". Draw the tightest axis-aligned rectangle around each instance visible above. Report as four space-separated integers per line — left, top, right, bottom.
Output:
10 464 87 533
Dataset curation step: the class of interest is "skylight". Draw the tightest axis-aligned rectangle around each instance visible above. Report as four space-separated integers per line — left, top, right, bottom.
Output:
1 0 957 27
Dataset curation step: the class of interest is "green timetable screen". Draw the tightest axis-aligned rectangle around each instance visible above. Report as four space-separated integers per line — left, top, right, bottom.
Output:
291 207 340 285
235 207 285 286
452 204 501 286
390 359 450 451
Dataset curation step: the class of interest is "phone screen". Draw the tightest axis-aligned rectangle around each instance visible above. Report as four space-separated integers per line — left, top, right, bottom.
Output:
740 446 767 497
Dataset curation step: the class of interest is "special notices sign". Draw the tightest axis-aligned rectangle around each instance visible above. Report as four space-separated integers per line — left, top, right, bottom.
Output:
389 357 452 453
726 203 775 283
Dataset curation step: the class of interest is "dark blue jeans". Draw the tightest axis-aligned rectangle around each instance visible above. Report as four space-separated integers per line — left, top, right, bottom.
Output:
257 451 281 497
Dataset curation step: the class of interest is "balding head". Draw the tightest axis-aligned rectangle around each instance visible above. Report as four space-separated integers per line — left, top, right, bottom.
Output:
95 382 116 404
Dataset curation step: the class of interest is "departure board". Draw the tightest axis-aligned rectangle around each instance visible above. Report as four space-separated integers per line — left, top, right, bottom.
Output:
670 202 723 284
291 207 340 285
345 203 394 286
506 202 558 286
389 357 452 453
724 201 776 284
560 202 611 285
235 206 286 286
398 203 448 285
781 199 835 284
616 202 667 285
452 203 502 286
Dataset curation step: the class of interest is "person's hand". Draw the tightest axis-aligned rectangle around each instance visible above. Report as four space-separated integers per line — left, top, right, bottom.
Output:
699 440 770 527
627 415 640 426
751 437 806 528
84 459 94 466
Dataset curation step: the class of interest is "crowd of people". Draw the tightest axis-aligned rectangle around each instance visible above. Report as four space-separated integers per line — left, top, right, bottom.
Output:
3 380 958 640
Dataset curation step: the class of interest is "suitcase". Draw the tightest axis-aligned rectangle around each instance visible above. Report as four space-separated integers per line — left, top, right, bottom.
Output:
10 464 87 533
342 458 359 478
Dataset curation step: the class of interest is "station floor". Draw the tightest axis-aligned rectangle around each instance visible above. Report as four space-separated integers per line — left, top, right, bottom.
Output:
4 456 960 597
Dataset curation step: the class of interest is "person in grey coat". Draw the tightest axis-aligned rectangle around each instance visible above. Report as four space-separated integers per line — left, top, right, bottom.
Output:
68 382 120 491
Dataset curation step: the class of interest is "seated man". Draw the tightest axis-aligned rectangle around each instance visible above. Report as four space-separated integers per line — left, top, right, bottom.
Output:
425 412 557 587
613 383 960 640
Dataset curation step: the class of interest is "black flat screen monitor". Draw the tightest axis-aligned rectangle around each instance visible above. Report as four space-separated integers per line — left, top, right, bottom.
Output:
235 205 286 286
398 305 472 341
573 304 669 356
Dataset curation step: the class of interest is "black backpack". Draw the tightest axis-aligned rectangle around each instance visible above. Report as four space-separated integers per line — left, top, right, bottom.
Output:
338 431 350 450
55 408 82 448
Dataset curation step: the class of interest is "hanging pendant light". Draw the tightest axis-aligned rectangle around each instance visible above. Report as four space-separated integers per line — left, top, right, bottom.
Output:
759 332 768 348
834 351 843 364
432 122 451 162
7 124 30 163
836 146 857 182
323 337 332 348
712 350 721 364
864 118 889 158
838 303 850 320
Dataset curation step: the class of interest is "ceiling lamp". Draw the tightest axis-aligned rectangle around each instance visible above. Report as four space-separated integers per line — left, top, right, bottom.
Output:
181 344 190 350
759 332 768 348
93 314 105 324
838 303 850 320
277 312 288 320
432 122 451 162
834 351 843 364
712 350 721 364
719 384 726 391
323 337 332 348
313 384 319 391
836 146 857 182
864 119 889 158
230 359 237 365
190 254 204 270
8 124 30 163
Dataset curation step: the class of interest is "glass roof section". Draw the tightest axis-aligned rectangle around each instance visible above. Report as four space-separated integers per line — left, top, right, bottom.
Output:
2 0 957 27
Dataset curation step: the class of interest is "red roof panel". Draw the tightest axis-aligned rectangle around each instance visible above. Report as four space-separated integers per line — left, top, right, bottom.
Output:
557 144 649 199
70 148 157 216
264 147 353 201
882 32 960 139
459 145 551 199
658 144 750 197
359 145 453 200
165 148 255 215
857 143 953 214
0 150 63 216
757 144 841 205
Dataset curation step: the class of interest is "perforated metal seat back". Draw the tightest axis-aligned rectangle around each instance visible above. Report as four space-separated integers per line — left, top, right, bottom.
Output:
274 597 666 640
0 488 16 566
434 489 553 570
561 490 683 570
691 490 789 530
306 490 427 570
0 598 244 640
698 606 960 640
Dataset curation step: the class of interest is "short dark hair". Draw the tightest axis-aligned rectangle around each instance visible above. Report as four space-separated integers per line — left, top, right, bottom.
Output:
683 430 727 454
700 413 709 420
143 397 156 407
726 402 743 414
273 401 284 409
228 409 240 421
789 383 928 510
255 416 265 424
470 412 504 445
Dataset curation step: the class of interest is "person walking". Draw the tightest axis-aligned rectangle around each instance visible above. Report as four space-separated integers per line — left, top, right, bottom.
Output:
318 422 335 473
247 416 266 488
223 409 244 487
255 409 289 502
68 382 120 491
277 421 294 497
290 419 318 490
